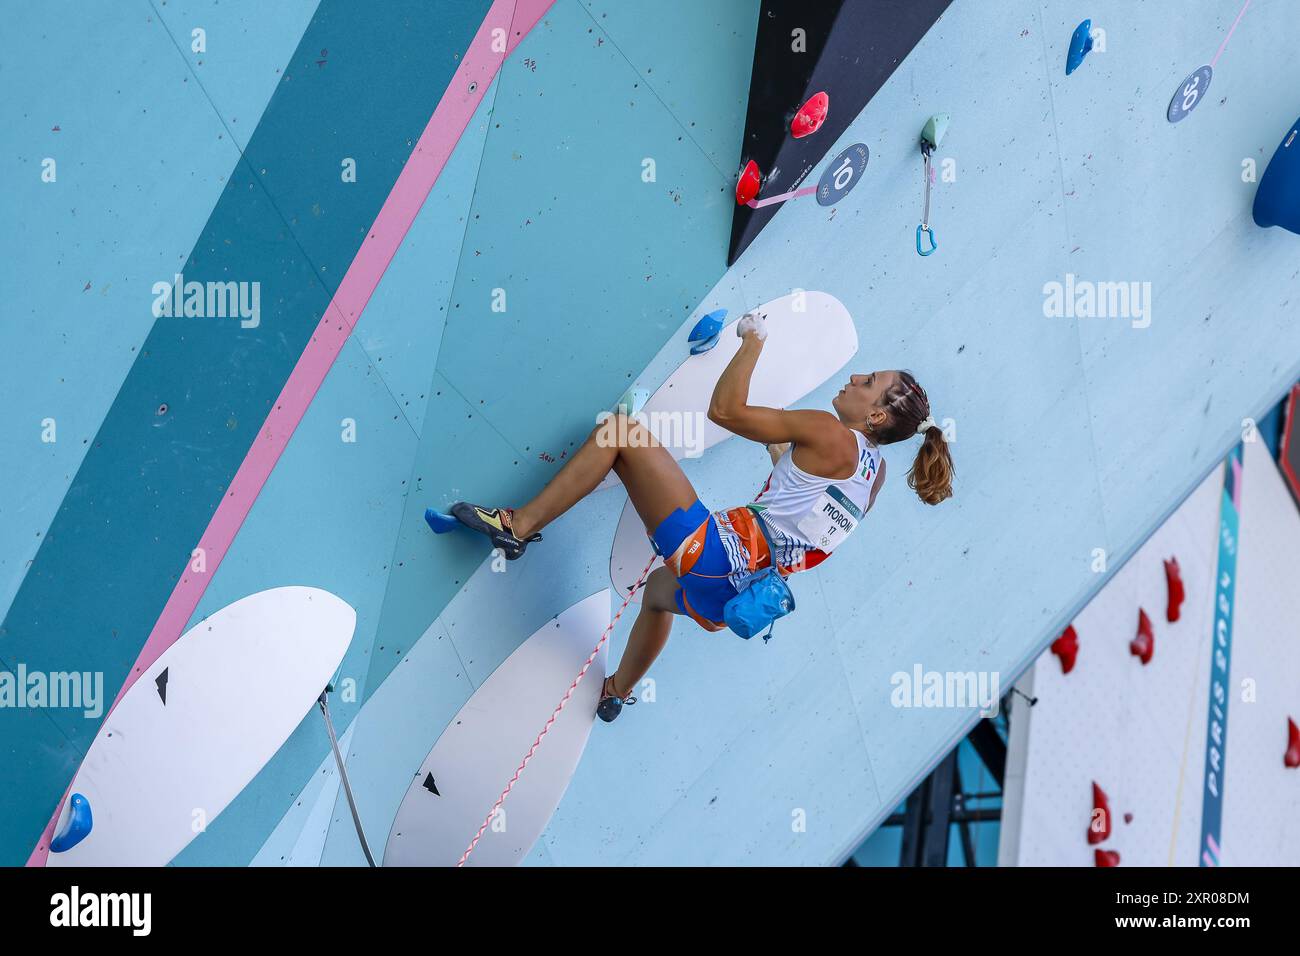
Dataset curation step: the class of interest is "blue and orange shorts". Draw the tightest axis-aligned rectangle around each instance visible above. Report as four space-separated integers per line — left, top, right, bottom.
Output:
650 500 772 632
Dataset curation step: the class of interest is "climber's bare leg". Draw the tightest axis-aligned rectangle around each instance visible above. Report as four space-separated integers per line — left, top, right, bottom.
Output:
607 567 681 698
511 414 698 540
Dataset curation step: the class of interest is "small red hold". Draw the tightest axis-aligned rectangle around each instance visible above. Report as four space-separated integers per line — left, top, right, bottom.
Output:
1051 624 1079 674
1164 557 1185 622
1095 849 1121 867
736 159 761 205
1286 717 1300 769
1130 608 1154 665
1123 812 1133 825
1088 781 1111 844
791 91 829 138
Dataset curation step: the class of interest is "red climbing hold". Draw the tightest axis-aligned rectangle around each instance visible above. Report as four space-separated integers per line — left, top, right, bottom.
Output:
1095 849 1121 867
1088 781 1112 844
1051 624 1079 674
1286 717 1300 769
1123 812 1133 825
1164 557 1185 622
791 91 829 139
736 159 761 205
1130 608 1154 665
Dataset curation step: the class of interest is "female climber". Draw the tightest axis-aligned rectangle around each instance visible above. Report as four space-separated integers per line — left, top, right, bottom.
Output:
442 311 954 722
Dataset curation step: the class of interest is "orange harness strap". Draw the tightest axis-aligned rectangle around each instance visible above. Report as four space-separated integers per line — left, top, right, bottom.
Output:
662 518 710 578
654 518 727 631
722 506 771 574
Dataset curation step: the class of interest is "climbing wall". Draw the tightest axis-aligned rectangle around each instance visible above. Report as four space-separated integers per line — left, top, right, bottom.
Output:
999 460 1223 865
7 0 1300 867
1213 440 1300 864
1001 439 1300 866
728 0 954 262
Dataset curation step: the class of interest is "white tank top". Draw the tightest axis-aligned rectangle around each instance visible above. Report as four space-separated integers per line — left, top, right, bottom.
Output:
750 430 883 573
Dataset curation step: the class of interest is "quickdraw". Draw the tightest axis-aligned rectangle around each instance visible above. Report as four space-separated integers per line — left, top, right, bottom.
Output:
917 113 949 257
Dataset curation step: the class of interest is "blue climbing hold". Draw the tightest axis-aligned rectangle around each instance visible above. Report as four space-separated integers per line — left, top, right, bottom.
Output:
50 793 93 853
688 308 727 355
1066 19 1094 75
424 508 460 534
1253 120 1300 232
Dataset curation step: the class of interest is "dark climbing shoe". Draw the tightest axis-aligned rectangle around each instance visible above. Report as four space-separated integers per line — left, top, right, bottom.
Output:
597 676 636 723
449 502 539 561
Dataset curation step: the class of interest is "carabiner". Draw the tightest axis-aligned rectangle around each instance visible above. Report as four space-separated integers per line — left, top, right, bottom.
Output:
916 224 938 256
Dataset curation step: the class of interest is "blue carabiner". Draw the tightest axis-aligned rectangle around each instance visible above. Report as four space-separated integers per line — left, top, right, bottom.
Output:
916 224 938 256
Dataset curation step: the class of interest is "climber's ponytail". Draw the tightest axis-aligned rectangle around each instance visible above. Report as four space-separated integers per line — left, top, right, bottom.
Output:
908 425 954 506
868 370 955 506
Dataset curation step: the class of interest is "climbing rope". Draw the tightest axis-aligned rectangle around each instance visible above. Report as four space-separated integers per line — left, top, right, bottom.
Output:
457 553 658 867
317 688 377 867
1210 0 1252 69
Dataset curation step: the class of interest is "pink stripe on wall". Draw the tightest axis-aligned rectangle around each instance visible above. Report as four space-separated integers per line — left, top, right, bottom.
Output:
29 0 556 866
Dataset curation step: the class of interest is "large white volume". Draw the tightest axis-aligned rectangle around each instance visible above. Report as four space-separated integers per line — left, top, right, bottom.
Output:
384 590 611 866
48 586 355 867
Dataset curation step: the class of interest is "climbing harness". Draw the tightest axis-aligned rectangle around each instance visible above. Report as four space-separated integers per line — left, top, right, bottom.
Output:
917 113 949 257
317 686 376 867
458 553 658 866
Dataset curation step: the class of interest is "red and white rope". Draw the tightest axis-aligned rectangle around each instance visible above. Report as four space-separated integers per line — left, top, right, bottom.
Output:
457 554 659 866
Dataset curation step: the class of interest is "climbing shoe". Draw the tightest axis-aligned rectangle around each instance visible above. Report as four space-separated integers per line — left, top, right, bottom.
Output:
448 502 540 561
597 675 636 723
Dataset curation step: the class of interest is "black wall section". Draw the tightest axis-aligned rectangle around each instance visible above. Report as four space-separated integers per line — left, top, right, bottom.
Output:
729 0 954 264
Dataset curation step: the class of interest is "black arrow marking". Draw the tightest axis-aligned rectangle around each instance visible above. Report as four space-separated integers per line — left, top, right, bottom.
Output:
422 772 440 796
155 668 169 705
